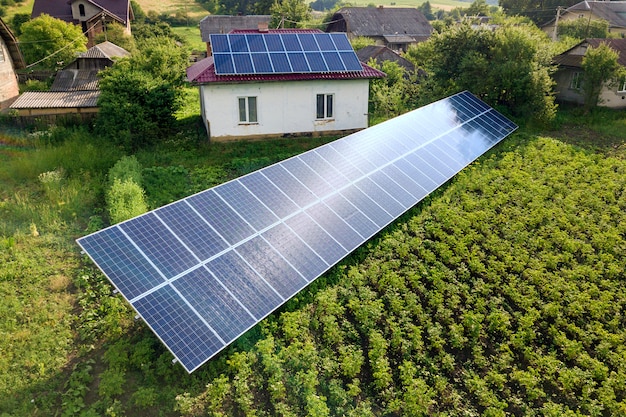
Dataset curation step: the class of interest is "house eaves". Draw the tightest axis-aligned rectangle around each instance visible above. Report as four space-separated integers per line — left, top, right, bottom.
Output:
0 17 25 69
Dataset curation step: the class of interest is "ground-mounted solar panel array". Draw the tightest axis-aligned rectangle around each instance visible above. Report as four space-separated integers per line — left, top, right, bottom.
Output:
77 91 518 373
210 32 363 75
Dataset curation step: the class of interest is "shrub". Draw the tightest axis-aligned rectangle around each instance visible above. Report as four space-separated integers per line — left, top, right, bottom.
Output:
108 155 143 188
106 178 148 224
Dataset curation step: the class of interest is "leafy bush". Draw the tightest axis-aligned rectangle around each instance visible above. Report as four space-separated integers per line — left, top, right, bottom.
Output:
142 165 190 207
106 178 148 224
108 155 143 188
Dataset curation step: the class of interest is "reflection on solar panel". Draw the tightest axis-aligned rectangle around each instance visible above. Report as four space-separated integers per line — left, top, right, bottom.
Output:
77 91 517 373
210 32 363 75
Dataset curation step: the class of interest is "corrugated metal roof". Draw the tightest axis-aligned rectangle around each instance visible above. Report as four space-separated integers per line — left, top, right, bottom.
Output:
51 69 100 91
326 7 433 38
554 38 626 68
10 91 100 109
186 56 386 84
78 41 130 59
200 15 271 42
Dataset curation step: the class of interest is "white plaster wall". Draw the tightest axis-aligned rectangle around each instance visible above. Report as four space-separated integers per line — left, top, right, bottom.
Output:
200 79 370 139
71 1 102 21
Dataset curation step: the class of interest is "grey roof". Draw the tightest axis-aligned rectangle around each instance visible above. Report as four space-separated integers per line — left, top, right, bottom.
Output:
10 91 100 109
51 69 100 91
326 7 433 38
199 15 271 42
78 41 130 59
356 45 415 72
554 38 626 68
564 1 626 28
0 17 25 69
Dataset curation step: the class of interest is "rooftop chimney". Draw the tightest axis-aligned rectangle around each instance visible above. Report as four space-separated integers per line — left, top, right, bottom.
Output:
258 22 269 32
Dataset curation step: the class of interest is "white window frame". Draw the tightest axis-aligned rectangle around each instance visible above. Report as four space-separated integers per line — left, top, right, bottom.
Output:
316 93 334 120
238 96 257 124
570 71 583 90
618 79 626 93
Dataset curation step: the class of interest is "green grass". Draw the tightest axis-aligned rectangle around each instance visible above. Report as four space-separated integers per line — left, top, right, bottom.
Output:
1 106 625 415
172 26 206 52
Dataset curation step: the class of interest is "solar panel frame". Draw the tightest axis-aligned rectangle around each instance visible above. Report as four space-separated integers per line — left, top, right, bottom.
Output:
77 92 518 373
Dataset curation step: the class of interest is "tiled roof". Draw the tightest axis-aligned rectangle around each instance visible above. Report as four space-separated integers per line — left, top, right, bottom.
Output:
199 15 271 42
51 70 100 91
186 56 386 84
554 38 626 68
326 7 433 38
10 91 100 109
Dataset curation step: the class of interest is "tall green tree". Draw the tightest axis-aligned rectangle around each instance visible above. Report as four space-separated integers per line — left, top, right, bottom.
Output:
581 43 624 111
407 20 556 123
270 0 311 28
97 37 188 150
499 0 579 25
19 14 87 70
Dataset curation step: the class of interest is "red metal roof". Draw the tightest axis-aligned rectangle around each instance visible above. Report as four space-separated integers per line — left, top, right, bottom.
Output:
186 56 386 84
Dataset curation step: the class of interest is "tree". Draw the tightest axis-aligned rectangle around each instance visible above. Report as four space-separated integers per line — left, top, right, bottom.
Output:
499 0 579 25
97 37 188 150
270 0 311 28
93 23 136 53
417 1 435 21
10 12 29 36
581 43 624 111
19 14 87 70
465 0 490 17
557 18 609 40
407 20 556 123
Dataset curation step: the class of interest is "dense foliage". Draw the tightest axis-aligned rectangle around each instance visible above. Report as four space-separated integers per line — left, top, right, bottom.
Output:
18 14 87 70
557 18 609 41
581 43 625 112
407 20 557 123
498 0 579 25
97 37 188 150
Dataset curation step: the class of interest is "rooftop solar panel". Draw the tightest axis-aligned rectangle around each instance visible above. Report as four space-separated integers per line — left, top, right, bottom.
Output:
210 33 363 75
77 91 518 373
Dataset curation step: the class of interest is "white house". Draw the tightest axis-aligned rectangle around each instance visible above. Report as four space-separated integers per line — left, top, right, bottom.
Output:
186 29 386 141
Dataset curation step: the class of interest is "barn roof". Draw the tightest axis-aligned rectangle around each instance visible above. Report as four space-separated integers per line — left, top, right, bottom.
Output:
554 38 626 68
356 45 415 72
0 17 25 69
200 15 271 42
326 7 432 39
77 41 130 59
51 69 100 91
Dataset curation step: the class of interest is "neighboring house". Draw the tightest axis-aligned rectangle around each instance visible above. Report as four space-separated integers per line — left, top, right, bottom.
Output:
553 38 626 108
186 29 386 141
542 1 626 38
356 45 415 73
31 0 133 46
200 15 271 54
325 6 433 52
0 17 25 110
11 41 129 117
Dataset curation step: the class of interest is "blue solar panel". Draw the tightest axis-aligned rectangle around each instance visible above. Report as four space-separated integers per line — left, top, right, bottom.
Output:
77 92 518 373
210 32 363 75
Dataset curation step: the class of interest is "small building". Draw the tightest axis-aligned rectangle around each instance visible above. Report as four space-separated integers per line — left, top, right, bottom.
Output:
356 45 415 73
186 29 385 141
199 15 271 55
32 0 133 46
553 38 626 108
0 18 25 110
325 6 433 52
542 1 626 39
10 41 129 118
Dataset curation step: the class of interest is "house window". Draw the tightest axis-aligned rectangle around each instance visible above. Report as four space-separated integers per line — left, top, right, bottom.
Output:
316 94 334 119
570 71 583 90
79 4 86 16
619 79 626 93
238 97 257 123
